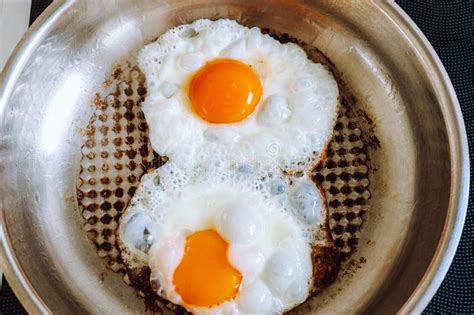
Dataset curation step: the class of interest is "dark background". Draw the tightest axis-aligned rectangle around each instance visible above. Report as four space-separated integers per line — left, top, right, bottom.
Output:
1 1 472 313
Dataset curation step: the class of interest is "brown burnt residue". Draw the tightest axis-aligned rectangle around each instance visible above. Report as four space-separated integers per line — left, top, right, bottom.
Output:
310 245 342 295
305 179 343 295
338 256 369 284
126 267 165 314
77 30 378 313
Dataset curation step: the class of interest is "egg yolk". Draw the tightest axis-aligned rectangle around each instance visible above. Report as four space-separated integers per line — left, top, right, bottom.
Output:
173 230 242 307
189 59 263 123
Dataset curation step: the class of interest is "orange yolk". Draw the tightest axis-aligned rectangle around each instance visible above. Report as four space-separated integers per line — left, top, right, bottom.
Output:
173 230 242 307
189 59 263 123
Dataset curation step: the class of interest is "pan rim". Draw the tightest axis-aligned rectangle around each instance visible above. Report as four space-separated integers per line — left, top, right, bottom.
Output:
376 2 470 314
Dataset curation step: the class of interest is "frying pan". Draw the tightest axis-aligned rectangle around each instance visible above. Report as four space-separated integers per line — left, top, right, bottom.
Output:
0 1 469 314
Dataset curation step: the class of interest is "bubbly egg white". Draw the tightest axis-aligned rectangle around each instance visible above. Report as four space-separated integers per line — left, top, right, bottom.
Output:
118 162 328 314
138 19 339 171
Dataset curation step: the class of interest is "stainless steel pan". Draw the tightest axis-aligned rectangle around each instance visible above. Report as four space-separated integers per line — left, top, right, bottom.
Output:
0 1 469 314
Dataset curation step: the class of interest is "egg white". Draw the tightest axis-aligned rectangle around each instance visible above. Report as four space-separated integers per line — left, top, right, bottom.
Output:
118 162 329 314
138 19 339 171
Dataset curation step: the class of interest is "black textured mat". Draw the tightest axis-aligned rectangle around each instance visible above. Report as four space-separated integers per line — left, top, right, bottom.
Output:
1 1 472 314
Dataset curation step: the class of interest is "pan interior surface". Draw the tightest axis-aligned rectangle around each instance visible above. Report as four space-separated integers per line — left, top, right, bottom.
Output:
0 1 465 314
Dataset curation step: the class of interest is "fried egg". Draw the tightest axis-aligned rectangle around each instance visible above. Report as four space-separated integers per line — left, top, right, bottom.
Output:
138 19 339 171
118 162 327 314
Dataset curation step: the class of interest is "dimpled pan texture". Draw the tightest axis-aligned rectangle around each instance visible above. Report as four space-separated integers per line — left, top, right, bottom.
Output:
76 32 377 312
